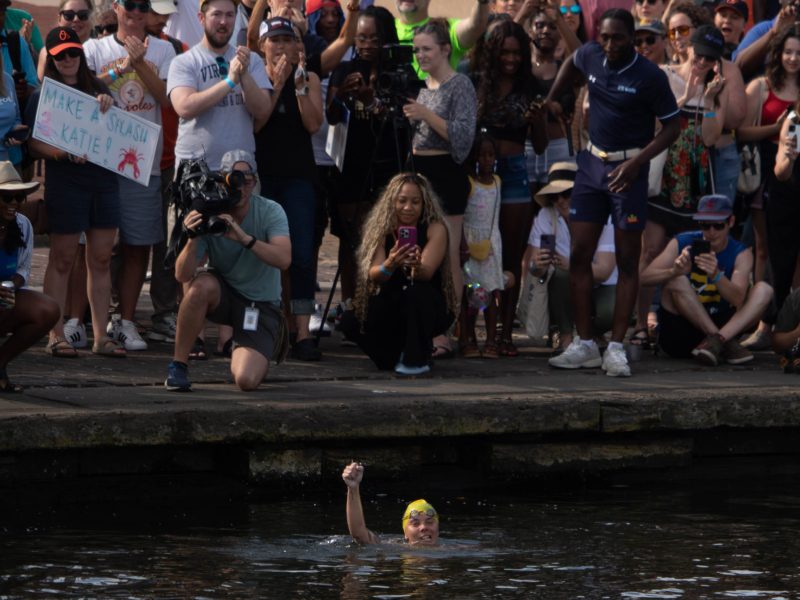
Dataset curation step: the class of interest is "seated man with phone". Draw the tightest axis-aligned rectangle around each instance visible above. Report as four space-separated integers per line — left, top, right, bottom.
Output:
641 194 773 366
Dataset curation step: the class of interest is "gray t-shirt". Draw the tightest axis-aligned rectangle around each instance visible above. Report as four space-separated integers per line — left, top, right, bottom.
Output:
167 44 272 170
412 72 477 165
194 195 289 303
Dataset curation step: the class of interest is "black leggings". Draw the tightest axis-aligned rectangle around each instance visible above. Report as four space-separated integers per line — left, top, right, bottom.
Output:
342 281 452 370
765 175 800 322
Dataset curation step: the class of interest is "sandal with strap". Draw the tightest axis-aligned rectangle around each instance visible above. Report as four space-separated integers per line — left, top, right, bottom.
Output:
460 342 481 359
498 339 519 357
0 366 23 393
46 337 79 358
482 343 499 359
629 327 652 349
92 337 127 358
189 337 208 361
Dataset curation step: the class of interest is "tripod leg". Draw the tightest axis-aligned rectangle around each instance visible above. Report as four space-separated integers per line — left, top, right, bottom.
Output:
314 264 341 346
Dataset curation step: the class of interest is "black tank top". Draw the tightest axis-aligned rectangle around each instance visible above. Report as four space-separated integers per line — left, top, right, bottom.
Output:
255 67 316 180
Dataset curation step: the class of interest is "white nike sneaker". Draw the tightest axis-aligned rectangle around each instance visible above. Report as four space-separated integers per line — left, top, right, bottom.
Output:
602 345 631 377
548 339 602 369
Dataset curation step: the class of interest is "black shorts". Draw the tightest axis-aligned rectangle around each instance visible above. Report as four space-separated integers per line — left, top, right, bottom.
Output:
657 306 733 358
204 271 288 363
410 154 469 216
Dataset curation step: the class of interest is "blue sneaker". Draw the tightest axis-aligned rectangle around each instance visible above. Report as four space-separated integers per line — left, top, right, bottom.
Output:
165 360 191 391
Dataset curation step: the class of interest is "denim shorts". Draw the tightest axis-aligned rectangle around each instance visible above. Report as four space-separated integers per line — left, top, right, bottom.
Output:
570 150 649 231
496 154 531 205
527 137 574 184
118 175 163 246
712 142 740 205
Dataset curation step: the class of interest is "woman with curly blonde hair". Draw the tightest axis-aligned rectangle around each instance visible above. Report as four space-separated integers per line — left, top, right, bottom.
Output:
343 173 458 376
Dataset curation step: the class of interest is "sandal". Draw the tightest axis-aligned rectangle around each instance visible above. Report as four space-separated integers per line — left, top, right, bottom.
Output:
213 338 232 358
460 342 481 359
432 344 455 360
189 337 207 361
482 343 499 359
0 366 23 393
92 337 127 358
46 337 78 358
498 339 519 357
629 327 652 349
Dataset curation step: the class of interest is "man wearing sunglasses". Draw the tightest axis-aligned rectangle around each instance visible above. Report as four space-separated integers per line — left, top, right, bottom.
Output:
83 0 177 352
642 194 773 366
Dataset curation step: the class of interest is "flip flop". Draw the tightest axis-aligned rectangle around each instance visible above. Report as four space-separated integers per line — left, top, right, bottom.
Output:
432 344 455 359
629 327 651 348
46 337 79 358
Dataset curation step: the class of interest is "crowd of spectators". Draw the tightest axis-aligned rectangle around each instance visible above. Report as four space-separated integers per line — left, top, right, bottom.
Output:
2 0 800 393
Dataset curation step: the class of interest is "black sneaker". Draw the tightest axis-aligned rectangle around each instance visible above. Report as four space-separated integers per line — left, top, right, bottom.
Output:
165 360 191 391
290 338 321 361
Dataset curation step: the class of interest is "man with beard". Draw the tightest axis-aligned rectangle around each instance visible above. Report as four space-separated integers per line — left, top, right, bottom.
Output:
545 9 679 377
394 0 491 78
167 0 273 171
84 0 177 352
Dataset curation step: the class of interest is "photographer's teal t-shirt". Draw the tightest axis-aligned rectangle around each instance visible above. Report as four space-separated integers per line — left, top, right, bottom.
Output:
195 195 289 303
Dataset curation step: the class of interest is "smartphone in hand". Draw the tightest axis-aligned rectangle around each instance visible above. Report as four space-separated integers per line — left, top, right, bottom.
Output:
540 233 556 254
690 239 711 260
4 126 29 143
398 226 417 248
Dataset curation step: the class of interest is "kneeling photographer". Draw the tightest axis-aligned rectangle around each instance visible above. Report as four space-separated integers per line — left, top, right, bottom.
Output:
166 150 291 392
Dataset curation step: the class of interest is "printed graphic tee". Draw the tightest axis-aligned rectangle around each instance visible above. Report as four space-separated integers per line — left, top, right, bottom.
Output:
84 34 176 174
167 44 272 170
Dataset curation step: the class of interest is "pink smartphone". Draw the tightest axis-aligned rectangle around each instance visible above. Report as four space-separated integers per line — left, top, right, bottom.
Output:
398 226 417 248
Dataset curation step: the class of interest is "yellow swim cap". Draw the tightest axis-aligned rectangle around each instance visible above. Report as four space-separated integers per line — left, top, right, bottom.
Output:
402 499 439 529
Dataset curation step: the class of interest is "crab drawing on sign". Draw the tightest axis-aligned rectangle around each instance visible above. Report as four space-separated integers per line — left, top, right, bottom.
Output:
36 111 54 140
118 147 143 179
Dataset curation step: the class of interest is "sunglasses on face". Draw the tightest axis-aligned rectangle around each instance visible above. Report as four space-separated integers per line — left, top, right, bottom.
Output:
560 5 581 14
215 55 229 76
53 48 83 61
94 23 118 35
668 24 692 39
117 0 150 12
60 9 91 21
635 34 659 46
699 222 727 230
694 53 717 62
635 0 658 4
0 194 26 204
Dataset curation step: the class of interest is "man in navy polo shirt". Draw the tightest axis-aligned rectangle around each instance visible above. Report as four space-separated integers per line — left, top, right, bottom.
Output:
545 8 679 377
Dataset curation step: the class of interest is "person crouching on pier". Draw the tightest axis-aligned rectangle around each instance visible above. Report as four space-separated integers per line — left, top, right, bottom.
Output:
342 461 440 546
341 173 459 376
0 163 60 392
165 149 291 392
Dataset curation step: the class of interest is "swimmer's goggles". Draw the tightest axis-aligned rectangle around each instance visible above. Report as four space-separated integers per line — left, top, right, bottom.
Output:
402 499 439 528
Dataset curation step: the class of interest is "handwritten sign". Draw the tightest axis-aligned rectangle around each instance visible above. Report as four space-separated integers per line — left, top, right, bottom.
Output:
32 77 161 186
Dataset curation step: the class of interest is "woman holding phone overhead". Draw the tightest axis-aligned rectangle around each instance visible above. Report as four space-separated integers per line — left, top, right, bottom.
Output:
342 173 458 376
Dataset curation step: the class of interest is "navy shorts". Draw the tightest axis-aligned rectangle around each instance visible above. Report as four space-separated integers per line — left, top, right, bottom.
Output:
570 150 649 232
46 185 120 234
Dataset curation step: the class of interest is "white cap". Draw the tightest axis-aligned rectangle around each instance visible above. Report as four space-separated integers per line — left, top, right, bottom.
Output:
220 149 257 172
150 0 177 15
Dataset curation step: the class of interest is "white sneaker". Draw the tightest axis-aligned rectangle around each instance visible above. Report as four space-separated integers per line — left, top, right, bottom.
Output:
63 318 87 348
548 339 602 369
108 318 148 351
602 345 631 377
309 304 332 337
148 312 177 342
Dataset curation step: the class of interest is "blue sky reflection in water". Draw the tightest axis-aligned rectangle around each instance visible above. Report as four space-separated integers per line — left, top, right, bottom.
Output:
2 483 800 599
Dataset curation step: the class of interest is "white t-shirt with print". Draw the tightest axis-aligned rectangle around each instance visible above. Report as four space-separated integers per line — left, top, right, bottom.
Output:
84 34 176 172
167 43 272 171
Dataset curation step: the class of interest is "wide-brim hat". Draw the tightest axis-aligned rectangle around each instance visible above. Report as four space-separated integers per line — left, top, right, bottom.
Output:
535 161 577 207
0 161 40 193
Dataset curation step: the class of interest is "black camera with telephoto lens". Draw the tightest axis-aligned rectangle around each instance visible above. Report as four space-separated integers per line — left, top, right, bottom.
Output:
376 44 419 109
175 159 245 237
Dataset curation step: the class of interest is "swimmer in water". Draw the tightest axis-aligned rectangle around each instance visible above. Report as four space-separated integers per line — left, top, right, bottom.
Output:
342 461 440 546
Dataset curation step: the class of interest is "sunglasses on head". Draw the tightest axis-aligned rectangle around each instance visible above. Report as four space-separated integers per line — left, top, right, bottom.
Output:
117 0 150 12
60 9 91 21
668 24 692 39
215 55 228 77
560 5 581 14
53 48 82 61
0 194 26 204
699 221 727 230
94 23 118 35
635 34 659 46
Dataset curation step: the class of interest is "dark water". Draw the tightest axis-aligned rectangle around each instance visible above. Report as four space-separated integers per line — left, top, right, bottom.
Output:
2 480 800 599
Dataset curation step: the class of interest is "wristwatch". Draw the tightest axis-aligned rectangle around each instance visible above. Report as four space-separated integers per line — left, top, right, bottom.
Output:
296 86 309 97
